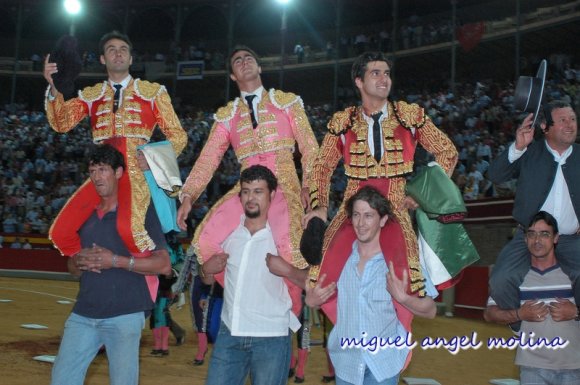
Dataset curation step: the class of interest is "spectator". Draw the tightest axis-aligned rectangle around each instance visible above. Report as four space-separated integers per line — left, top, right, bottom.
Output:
10 237 22 249
22 239 32 249
294 43 305 63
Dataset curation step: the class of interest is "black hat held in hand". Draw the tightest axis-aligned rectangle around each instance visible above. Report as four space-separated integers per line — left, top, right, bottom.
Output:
300 216 327 266
514 59 547 128
50 35 83 101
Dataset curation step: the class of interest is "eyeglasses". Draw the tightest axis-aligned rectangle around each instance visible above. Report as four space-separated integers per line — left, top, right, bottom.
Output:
525 230 553 240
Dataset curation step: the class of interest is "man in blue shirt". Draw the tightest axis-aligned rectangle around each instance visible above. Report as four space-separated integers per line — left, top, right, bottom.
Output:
50 144 171 385
306 186 438 385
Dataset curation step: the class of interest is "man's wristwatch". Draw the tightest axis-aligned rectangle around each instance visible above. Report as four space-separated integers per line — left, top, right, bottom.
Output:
575 305 580 322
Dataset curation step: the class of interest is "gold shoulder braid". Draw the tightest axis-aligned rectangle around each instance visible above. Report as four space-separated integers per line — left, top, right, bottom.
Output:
391 100 427 130
134 79 162 101
214 100 237 123
79 82 107 103
270 89 300 109
328 106 357 135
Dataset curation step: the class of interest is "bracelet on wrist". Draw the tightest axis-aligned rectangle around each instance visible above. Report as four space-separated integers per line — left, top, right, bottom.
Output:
112 254 118 268
515 308 521 321
199 265 213 279
128 256 135 272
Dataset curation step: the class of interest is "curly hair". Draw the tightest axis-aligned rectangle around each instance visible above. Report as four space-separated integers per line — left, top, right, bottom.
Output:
240 165 277 192
88 144 125 171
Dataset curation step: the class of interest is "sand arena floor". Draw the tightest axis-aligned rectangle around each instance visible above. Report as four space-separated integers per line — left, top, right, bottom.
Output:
0 276 519 385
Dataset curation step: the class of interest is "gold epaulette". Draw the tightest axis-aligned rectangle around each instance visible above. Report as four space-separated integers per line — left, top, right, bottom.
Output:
392 100 427 130
79 82 107 103
134 79 163 101
327 106 356 135
270 89 302 109
214 100 237 123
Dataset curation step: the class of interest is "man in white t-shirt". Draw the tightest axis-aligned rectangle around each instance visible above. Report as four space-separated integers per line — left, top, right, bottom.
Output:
200 165 305 385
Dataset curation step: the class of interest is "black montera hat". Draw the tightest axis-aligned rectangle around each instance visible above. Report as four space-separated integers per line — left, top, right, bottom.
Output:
299 216 327 266
50 35 83 101
514 59 547 128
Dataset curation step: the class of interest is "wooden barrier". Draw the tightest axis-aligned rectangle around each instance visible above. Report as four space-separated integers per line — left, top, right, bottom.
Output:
0 249 68 272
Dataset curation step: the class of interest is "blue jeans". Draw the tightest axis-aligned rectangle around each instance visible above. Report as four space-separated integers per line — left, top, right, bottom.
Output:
51 312 145 385
520 365 580 385
336 368 399 385
205 322 292 385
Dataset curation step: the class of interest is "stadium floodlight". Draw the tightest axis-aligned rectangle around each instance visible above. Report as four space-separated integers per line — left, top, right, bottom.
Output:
63 0 82 36
63 0 81 15
274 0 292 88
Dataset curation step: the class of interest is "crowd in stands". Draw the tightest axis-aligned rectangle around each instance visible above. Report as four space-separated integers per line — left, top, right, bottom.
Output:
1 59 578 240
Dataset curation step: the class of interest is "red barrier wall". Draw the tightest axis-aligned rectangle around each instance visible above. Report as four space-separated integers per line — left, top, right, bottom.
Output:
0 249 69 272
453 266 491 319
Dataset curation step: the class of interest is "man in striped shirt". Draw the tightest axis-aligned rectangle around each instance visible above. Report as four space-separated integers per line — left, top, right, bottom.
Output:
485 211 580 385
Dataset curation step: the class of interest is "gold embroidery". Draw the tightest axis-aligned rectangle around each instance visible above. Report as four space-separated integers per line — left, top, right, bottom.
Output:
134 79 162 100
126 140 155 251
214 100 236 122
124 101 142 112
125 112 142 125
79 82 107 102
181 121 231 201
392 100 427 129
154 90 187 155
234 138 296 161
309 133 342 209
288 100 319 188
46 93 89 134
270 89 300 109
274 153 309 269
258 125 277 138
327 108 355 135
239 128 255 146
260 113 277 123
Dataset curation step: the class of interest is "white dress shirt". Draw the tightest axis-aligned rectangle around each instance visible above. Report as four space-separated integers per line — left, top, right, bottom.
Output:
221 215 300 336
509 142 578 234
240 85 265 114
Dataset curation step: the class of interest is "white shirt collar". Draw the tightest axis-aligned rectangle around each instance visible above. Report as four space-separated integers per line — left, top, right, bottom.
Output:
109 75 132 90
241 86 265 105
363 103 388 124
545 141 573 163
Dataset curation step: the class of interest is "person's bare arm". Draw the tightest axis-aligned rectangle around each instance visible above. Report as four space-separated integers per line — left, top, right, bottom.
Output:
266 253 309 289
75 244 171 276
43 54 58 97
484 300 550 324
199 253 228 285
